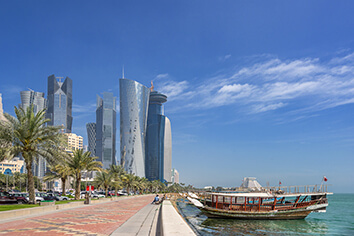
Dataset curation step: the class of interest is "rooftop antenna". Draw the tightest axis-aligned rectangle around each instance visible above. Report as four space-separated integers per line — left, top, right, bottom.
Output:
122 65 125 79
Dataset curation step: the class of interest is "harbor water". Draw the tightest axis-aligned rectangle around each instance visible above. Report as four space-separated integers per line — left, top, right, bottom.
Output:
176 194 354 235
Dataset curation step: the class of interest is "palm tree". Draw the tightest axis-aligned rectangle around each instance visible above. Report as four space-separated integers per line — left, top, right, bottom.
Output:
137 177 148 194
151 180 160 193
108 164 126 196
94 170 113 197
44 161 71 196
122 173 136 195
0 105 66 203
67 149 102 200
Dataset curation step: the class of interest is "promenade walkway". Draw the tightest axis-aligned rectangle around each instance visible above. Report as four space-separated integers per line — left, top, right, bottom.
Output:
0 195 153 235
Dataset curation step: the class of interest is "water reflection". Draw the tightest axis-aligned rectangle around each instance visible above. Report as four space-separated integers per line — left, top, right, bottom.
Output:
177 200 329 235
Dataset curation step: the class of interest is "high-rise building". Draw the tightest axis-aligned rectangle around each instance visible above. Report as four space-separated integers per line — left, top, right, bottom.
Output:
86 122 96 156
20 89 47 178
171 168 179 184
47 75 73 133
96 92 117 169
0 93 5 121
119 78 150 177
145 89 172 183
20 90 47 113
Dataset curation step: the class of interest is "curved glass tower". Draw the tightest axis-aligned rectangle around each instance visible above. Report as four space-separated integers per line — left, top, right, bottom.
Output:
119 78 150 177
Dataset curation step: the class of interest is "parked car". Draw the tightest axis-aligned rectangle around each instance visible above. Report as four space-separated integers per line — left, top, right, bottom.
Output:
118 191 128 196
38 192 59 201
92 192 105 199
0 191 18 204
98 191 112 197
48 193 68 201
25 193 44 203
10 193 29 204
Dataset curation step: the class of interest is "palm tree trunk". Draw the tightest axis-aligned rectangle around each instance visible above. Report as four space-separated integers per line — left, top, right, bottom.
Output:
61 177 66 196
75 173 81 200
105 186 108 197
26 162 35 204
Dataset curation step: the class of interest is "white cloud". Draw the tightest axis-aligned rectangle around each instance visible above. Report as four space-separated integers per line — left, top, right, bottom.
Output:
155 73 169 80
218 54 232 62
159 80 189 100
165 52 354 117
251 102 286 113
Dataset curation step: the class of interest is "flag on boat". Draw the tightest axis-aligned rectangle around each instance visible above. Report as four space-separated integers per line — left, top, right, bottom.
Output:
323 176 328 182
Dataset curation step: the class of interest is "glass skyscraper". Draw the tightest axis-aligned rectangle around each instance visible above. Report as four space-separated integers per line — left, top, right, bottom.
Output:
145 90 172 183
86 122 96 156
20 90 47 113
96 92 117 169
119 78 150 177
46 75 73 133
19 89 47 178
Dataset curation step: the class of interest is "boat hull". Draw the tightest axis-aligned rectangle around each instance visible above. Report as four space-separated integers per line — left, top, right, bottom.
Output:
200 206 312 220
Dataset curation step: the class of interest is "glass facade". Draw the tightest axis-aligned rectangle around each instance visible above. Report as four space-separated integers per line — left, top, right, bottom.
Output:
119 78 150 177
46 74 73 133
96 92 116 169
86 122 96 156
145 90 172 182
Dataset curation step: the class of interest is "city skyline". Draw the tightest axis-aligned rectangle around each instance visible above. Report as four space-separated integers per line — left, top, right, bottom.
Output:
0 1 353 192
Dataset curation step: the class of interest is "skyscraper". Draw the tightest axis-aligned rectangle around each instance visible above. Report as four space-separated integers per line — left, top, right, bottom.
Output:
86 122 96 156
19 89 47 178
96 92 117 169
145 88 172 183
20 90 47 112
47 75 73 133
119 78 150 177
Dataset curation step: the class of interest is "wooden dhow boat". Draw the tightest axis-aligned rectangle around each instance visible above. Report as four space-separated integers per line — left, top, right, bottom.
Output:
189 184 332 220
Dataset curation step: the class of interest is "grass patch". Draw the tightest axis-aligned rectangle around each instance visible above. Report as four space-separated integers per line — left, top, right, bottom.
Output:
0 204 39 212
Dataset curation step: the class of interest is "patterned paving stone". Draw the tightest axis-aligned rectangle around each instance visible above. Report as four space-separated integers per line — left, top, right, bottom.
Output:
0 195 153 236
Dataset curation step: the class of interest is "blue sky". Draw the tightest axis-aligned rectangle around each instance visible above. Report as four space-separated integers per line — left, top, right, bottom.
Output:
1 1 353 192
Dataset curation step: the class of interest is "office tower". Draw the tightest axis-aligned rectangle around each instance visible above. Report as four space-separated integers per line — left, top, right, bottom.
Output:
0 93 5 121
86 122 96 156
145 88 172 183
96 92 117 169
119 78 150 177
20 90 47 113
20 89 47 178
171 168 179 184
47 74 73 133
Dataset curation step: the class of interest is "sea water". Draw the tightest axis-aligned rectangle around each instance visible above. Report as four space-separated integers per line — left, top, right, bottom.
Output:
176 194 354 235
